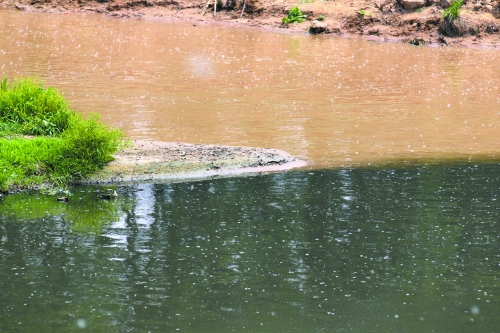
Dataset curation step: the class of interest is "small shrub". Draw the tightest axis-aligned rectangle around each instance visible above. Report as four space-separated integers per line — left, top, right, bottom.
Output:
317 14 326 21
442 0 463 23
439 0 468 36
415 7 424 13
282 7 307 24
58 113 125 178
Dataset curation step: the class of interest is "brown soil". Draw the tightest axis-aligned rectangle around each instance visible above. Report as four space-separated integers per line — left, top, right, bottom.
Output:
2 0 500 49
84 140 307 184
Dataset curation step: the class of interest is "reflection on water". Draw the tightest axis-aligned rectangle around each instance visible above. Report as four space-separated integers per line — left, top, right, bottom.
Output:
1 165 500 332
2 11 500 167
0 188 130 234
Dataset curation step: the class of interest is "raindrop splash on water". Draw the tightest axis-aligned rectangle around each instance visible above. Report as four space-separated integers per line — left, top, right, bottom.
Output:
76 319 87 328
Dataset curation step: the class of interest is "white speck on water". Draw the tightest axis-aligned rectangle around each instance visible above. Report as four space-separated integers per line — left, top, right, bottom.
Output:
471 305 480 315
76 319 87 328
394 314 399 319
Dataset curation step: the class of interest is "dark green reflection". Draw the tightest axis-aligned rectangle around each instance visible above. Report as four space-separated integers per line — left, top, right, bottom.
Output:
1 164 500 332
0 188 130 234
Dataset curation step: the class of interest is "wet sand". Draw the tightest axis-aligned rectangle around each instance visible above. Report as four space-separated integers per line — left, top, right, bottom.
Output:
83 140 307 184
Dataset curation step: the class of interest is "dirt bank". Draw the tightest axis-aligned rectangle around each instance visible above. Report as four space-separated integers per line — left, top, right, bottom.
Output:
83 140 307 184
1 0 500 48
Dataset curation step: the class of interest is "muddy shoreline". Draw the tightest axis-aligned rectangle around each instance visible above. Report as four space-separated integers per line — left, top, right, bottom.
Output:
1 0 500 49
83 140 307 184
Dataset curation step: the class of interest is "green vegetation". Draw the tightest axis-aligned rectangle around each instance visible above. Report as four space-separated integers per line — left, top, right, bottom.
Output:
440 0 468 36
0 77 73 136
442 0 463 23
357 9 372 16
316 14 326 21
1 188 131 234
0 77 126 193
415 7 424 13
282 7 307 24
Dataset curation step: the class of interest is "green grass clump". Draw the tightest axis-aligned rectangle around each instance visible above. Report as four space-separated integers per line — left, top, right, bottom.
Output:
442 0 462 23
282 7 307 24
0 137 62 191
0 77 73 136
0 77 125 193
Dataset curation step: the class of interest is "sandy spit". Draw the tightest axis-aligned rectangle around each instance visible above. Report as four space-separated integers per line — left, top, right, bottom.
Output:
82 140 307 184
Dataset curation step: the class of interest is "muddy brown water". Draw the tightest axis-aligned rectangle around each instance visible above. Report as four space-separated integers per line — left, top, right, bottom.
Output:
1 10 500 167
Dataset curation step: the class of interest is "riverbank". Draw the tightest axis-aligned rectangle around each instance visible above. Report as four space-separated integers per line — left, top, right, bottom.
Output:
84 140 307 184
1 0 500 49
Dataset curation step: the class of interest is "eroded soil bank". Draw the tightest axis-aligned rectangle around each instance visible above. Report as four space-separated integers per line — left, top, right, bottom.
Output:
84 140 307 184
2 0 500 48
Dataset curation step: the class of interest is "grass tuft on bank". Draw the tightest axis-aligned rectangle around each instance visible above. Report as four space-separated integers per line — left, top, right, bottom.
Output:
0 77 126 193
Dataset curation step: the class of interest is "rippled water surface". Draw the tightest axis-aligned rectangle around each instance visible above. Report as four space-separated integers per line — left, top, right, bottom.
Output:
2 165 500 332
2 10 500 167
2 9 500 333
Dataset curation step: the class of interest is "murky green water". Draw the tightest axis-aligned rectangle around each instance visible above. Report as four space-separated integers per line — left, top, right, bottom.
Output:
2 164 500 332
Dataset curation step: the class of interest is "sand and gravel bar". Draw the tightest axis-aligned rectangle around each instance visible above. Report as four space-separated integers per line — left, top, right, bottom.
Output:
83 140 307 184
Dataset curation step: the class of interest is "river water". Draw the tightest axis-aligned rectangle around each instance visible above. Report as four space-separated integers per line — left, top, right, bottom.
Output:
1 10 500 332
2 10 500 167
